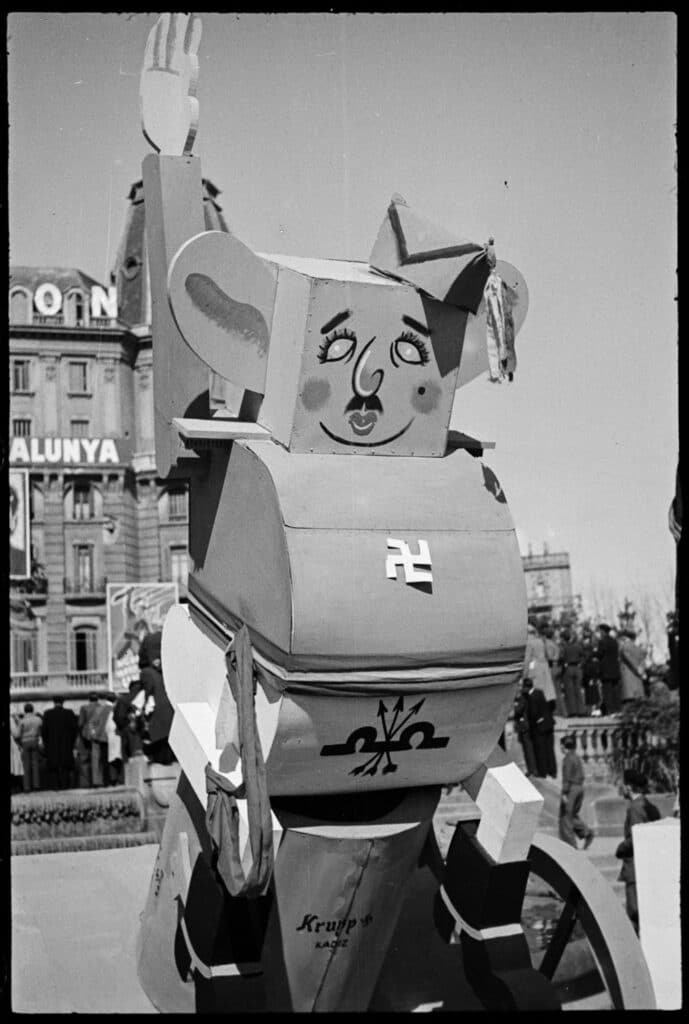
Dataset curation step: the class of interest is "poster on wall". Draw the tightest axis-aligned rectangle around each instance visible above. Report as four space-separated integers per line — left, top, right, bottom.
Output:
9 468 31 579
106 581 179 690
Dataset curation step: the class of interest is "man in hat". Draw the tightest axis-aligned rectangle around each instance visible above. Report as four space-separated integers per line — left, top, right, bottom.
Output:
596 624 622 714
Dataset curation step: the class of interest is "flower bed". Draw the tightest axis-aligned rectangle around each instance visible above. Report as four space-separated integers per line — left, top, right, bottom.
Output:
11 788 145 841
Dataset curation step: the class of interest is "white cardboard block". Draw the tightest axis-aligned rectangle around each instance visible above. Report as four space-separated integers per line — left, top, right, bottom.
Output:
633 818 681 1009
474 762 543 864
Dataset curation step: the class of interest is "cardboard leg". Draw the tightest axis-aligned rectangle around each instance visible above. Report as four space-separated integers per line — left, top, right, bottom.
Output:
262 787 439 1012
434 763 560 1010
137 771 272 1014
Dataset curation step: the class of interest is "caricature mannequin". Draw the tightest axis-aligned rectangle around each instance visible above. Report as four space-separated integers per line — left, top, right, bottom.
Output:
135 13 551 1014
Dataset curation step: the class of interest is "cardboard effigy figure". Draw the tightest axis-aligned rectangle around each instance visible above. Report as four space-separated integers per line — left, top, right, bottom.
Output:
136 14 558 1012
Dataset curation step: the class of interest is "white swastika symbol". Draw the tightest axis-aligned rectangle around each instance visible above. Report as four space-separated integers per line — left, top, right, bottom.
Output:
385 538 433 585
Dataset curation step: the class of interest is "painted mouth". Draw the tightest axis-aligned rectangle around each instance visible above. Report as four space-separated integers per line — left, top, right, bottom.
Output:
320 418 414 448
349 411 378 436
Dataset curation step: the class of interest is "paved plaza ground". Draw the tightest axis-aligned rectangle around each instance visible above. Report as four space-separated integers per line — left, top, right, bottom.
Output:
11 778 620 1013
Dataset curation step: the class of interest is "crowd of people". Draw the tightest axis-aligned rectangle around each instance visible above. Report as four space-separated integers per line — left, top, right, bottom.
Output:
511 617 651 782
10 630 175 794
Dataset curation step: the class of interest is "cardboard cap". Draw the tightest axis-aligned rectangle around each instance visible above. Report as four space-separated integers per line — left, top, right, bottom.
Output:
369 196 492 314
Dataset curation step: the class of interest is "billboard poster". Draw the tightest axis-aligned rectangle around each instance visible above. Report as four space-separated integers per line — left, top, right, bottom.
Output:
9 468 31 579
106 581 179 690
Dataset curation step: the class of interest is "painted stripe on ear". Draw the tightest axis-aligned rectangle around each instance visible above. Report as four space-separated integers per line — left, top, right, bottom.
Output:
185 273 270 356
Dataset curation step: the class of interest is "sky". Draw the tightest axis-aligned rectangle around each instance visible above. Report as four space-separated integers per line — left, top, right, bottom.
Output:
8 12 678 650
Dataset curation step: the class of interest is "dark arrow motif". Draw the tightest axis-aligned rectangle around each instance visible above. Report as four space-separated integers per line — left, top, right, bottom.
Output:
321 696 449 776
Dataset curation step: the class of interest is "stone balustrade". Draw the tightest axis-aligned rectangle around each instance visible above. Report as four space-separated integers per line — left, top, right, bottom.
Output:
552 716 623 784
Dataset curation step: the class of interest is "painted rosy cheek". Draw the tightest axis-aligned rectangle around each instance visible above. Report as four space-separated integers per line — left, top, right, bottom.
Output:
301 376 331 411
411 380 442 414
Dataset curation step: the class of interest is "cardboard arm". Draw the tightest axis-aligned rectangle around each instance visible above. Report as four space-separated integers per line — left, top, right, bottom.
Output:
142 154 211 477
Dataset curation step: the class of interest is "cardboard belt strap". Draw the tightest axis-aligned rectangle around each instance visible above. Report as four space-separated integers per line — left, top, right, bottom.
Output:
204 625 274 898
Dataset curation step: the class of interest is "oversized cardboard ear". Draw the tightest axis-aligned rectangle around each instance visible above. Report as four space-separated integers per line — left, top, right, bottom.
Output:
456 260 529 388
168 230 278 395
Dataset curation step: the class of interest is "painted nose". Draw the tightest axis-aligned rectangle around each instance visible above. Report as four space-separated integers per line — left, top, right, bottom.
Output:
351 338 384 398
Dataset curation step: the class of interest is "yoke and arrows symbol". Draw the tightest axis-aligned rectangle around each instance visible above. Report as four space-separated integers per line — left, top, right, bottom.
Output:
320 696 449 776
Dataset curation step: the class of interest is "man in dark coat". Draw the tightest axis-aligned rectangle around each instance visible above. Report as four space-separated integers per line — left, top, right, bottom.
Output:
596 624 622 714
140 630 175 765
513 687 537 777
615 768 661 933
523 679 556 778
41 696 78 789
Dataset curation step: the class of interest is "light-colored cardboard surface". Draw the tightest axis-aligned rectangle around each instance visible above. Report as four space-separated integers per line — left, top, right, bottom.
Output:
633 817 681 1009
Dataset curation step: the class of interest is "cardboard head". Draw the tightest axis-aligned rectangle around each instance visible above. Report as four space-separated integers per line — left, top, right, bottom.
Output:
167 217 527 453
290 274 466 454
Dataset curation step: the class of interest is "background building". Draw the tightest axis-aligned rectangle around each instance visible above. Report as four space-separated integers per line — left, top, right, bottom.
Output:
8 177 229 706
522 544 575 621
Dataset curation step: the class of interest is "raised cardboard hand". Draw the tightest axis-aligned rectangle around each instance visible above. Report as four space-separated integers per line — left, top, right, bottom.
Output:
140 13 202 155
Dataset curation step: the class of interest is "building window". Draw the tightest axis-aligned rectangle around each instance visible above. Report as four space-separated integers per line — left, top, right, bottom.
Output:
11 630 38 674
10 289 32 325
12 418 32 438
12 359 31 392
71 625 98 671
70 418 90 438
72 481 93 521
68 360 89 393
65 290 88 327
168 487 188 521
74 544 94 591
170 545 189 588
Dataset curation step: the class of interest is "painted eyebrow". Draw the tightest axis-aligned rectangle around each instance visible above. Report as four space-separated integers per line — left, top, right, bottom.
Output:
402 315 431 337
320 310 352 335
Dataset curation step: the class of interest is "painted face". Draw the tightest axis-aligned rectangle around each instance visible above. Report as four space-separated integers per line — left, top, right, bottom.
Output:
293 281 465 455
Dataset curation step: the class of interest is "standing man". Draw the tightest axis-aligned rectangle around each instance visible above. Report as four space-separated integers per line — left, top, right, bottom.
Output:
560 628 586 717
11 703 43 792
41 696 78 790
77 692 110 787
526 680 557 779
558 734 594 849
513 684 538 777
597 623 622 714
140 631 175 765
615 769 661 934
544 626 567 717
618 629 646 703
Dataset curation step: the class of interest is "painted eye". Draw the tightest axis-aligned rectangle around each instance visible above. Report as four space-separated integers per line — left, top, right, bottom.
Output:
392 331 429 366
318 329 357 363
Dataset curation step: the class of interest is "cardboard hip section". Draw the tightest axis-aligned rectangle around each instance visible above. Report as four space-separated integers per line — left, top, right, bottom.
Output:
162 604 519 802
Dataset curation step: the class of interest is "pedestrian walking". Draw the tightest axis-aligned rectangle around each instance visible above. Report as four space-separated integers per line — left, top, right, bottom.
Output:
560 628 586 717
615 768 661 934
558 734 594 849
11 702 43 792
597 624 622 714
41 696 78 790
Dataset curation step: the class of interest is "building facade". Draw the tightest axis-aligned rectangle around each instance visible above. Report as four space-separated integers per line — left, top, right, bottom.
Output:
9 178 229 705
521 545 574 621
